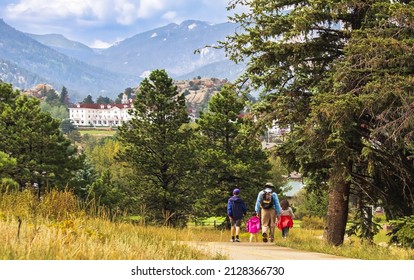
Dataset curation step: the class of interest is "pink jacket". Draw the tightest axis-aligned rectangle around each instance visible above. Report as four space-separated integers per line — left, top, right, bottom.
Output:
246 216 261 234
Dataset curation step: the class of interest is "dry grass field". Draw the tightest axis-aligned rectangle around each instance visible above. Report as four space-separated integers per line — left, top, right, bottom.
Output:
0 190 225 260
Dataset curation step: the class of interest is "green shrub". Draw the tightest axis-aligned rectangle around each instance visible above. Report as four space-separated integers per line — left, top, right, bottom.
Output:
388 215 414 249
293 188 328 219
346 206 381 243
0 178 19 192
300 215 325 230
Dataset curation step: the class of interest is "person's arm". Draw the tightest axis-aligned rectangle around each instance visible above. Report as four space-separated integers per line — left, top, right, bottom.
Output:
227 200 233 218
273 193 282 216
289 207 295 219
254 192 262 214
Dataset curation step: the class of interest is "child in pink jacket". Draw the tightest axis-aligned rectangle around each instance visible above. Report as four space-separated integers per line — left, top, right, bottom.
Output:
246 213 261 242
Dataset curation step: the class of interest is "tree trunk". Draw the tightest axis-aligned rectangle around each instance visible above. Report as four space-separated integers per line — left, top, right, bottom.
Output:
325 164 350 246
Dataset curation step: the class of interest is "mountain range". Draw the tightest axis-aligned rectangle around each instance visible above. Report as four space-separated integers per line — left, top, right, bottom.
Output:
0 19 245 101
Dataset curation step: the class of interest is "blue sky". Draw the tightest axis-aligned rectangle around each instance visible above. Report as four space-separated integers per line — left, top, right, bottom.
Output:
0 0 242 48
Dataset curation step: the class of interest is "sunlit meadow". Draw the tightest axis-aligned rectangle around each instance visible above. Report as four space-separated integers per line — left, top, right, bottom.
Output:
0 189 225 260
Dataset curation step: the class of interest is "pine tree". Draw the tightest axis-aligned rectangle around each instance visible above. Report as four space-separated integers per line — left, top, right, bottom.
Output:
117 69 196 227
82 94 94 104
222 0 414 245
60 86 70 105
194 84 272 218
0 82 81 193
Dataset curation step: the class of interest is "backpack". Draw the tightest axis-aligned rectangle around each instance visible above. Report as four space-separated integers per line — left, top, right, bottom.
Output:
247 216 261 233
230 198 245 219
261 191 273 209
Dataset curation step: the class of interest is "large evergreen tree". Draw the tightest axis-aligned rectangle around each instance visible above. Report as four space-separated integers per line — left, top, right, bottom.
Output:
314 2 414 220
117 69 196 227
222 0 414 245
194 85 272 217
0 82 82 193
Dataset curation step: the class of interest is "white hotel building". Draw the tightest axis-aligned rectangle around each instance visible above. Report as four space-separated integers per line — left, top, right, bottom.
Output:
69 94 135 127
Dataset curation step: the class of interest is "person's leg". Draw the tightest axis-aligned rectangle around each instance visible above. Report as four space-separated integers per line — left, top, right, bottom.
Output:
269 226 275 242
230 219 236 241
261 225 269 236
269 210 277 242
234 219 241 241
285 227 290 237
261 210 270 242
282 227 288 238
235 226 241 242
255 233 259 242
235 226 240 236
249 233 253 242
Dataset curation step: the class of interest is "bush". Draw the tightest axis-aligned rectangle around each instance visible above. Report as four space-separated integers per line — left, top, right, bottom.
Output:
0 178 19 192
388 215 414 249
293 188 328 219
0 189 83 221
300 215 325 230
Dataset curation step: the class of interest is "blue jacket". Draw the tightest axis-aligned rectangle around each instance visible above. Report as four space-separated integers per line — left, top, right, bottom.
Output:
227 195 247 220
254 191 282 215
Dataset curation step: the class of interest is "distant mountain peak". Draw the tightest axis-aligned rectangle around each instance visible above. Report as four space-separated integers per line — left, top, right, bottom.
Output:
1 19 244 99
180 19 210 25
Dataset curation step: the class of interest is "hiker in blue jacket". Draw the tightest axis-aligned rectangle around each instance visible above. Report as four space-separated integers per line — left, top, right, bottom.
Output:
227 188 247 242
255 182 282 243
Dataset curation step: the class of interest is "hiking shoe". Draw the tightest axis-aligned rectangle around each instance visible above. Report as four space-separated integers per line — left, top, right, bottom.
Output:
235 238 241 242
262 233 268 243
230 238 235 242
270 237 274 242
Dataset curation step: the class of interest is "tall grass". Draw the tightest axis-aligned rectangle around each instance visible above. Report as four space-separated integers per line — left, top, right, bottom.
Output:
271 227 414 260
2 189 412 260
0 189 225 260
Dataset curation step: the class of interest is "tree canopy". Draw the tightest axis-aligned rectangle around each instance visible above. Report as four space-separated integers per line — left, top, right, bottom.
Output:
117 69 196 226
194 84 272 217
223 0 414 245
0 82 82 192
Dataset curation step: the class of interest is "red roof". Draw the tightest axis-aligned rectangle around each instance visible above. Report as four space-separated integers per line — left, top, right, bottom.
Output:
70 103 134 109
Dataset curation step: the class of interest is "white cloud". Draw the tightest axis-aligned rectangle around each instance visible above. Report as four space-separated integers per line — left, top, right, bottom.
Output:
114 0 137 25
162 11 176 21
4 0 170 24
6 0 105 21
137 0 165 18
1 0 237 46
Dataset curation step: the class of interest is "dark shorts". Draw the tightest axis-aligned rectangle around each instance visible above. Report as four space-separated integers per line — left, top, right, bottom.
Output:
230 218 242 227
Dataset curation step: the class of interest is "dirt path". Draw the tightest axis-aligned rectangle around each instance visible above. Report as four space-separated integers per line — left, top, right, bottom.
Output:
186 241 354 260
